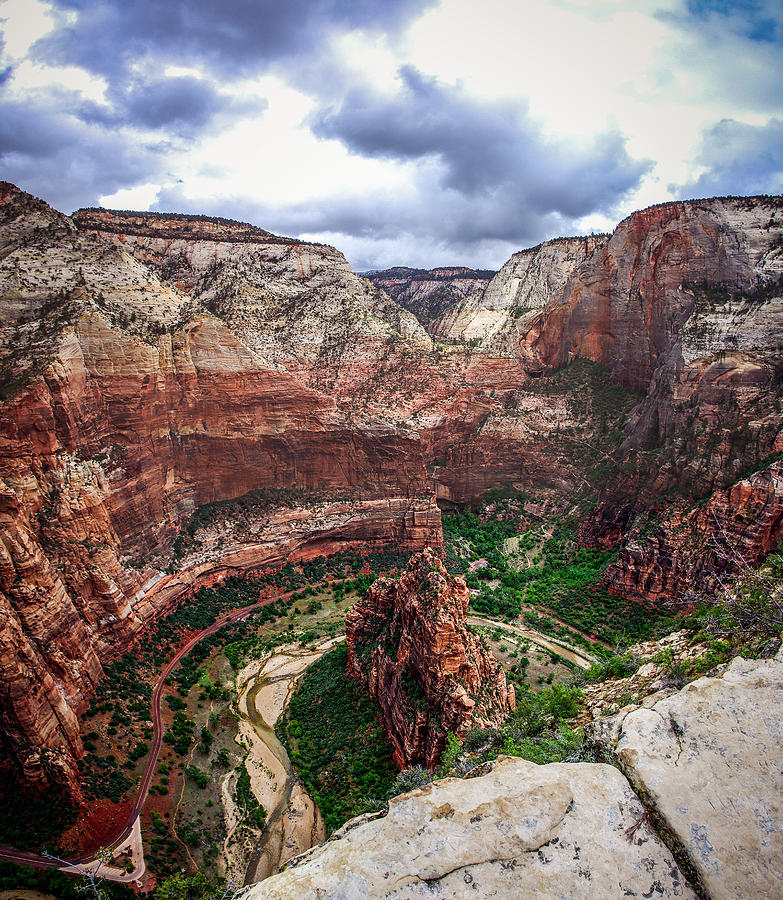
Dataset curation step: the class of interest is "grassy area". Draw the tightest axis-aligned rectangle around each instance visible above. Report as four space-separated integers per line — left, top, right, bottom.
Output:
444 504 677 653
439 683 586 776
277 644 397 835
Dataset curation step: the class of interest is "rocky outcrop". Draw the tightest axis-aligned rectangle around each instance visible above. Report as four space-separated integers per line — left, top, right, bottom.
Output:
345 549 513 769
589 644 783 900
436 236 604 351
595 457 783 601
242 756 696 899
366 266 494 330
247 644 783 899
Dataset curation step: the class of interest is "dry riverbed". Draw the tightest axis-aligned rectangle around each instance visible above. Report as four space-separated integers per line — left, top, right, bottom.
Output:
225 640 341 884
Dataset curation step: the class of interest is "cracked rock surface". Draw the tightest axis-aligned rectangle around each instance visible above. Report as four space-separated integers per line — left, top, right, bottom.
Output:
589 645 783 900
242 756 695 899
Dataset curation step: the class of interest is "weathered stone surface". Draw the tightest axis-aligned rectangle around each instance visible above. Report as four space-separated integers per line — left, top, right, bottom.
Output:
242 756 696 899
589 646 783 900
346 550 513 769
366 266 494 330
436 236 604 351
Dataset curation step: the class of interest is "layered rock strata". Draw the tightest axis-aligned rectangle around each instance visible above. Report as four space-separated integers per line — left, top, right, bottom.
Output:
243 756 696 899
365 266 494 330
3 182 783 796
435 235 605 351
0 185 441 791
345 549 514 769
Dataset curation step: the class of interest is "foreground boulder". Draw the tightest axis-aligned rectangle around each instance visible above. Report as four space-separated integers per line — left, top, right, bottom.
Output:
589 644 783 900
345 549 514 768
242 756 695 899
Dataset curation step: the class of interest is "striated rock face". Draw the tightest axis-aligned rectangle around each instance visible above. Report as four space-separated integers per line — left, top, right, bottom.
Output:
0 186 442 791
242 756 696 899
589 644 783 900
595 458 783 601
434 236 605 353
73 207 433 397
528 197 783 391
345 549 513 769
366 266 494 330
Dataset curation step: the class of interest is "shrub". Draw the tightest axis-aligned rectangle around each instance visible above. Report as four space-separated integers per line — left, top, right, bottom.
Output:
387 766 432 798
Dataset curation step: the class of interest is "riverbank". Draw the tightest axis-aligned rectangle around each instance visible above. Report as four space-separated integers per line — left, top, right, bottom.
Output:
226 640 341 884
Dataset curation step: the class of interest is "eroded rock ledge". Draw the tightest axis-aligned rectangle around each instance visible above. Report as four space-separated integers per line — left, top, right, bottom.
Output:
243 756 695 899
589 644 783 900
245 644 783 899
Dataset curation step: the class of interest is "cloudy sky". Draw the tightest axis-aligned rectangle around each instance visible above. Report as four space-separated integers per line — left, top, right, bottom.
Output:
1 0 782 270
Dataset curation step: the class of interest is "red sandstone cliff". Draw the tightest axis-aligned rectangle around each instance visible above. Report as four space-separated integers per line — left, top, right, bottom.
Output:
345 549 514 769
2 182 783 794
0 185 442 791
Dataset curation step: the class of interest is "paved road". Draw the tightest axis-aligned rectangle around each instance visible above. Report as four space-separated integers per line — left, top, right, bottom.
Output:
0 593 282 881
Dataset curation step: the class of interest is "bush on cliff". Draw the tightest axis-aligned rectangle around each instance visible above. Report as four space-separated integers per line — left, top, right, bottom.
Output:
439 683 584 776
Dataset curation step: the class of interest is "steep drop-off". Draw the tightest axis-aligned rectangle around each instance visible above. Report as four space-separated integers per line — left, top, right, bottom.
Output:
1 184 782 796
0 185 441 792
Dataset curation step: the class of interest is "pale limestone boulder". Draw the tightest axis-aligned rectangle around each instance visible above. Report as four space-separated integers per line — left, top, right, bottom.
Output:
242 756 695 899
590 647 783 900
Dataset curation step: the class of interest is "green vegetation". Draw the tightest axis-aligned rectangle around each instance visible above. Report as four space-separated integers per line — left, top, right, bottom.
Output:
185 765 210 789
163 712 195 755
444 507 676 648
582 653 639 682
386 766 432 797
441 683 585 776
277 644 397 835
0 786 77 854
153 871 229 900
234 765 266 829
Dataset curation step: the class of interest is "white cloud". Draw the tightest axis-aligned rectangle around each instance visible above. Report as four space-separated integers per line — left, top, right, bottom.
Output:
1 0 781 269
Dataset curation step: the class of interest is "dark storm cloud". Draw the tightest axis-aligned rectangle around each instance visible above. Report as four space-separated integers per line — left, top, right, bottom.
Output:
0 98 170 211
78 76 266 138
146 65 651 265
37 0 436 80
4 0 432 210
676 118 783 197
310 67 651 236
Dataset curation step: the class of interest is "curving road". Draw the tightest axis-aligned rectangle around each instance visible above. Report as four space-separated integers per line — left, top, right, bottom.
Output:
0 593 284 882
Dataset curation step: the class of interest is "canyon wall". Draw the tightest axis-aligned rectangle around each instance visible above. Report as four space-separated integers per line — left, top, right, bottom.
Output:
365 266 494 330
434 235 605 352
0 185 441 791
1 183 783 792
522 198 783 598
